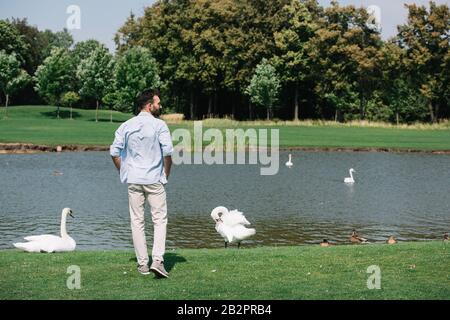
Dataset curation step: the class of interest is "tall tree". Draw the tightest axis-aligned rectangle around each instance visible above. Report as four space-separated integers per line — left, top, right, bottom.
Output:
307 1 382 121
77 45 114 122
397 1 450 122
114 12 142 54
0 20 29 66
111 46 160 113
2 19 77 105
0 51 30 117
72 39 104 65
34 47 75 118
246 58 281 120
272 0 316 120
8 18 45 74
61 91 80 120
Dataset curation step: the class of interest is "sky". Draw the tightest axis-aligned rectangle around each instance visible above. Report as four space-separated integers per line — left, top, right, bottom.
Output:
0 0 449 52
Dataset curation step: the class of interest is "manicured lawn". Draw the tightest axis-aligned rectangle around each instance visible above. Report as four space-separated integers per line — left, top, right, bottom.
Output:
0 242 448 299
1 105 450 151
0 106 131 146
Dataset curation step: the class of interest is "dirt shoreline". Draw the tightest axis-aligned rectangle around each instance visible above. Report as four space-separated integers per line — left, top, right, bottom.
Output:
1 142 450 154
0 143 108 154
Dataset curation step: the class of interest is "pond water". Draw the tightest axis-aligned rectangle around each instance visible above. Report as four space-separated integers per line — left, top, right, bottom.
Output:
0 151 449 250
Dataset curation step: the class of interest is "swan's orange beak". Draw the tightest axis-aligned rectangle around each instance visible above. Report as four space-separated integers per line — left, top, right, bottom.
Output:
69 210 74 218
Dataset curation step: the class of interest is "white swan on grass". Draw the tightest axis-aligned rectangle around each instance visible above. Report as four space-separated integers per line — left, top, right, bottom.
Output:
344 168 356 184
210 206 256 248
285 154 293 168
13 208 76 253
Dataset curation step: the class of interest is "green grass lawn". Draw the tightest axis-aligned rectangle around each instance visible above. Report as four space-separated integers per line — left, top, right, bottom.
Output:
1 105 450 151
0 242 449 300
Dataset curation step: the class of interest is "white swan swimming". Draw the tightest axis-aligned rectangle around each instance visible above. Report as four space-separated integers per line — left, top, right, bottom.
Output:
285 154 293 168
13 208 76 253
210 206 256 248
344 168 356 184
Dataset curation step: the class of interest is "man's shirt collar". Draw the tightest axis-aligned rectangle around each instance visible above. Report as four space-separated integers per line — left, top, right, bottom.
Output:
138 111 154 118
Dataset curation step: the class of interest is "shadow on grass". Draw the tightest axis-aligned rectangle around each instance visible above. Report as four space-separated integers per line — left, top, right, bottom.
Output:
129 252 187 273
40 110 82 119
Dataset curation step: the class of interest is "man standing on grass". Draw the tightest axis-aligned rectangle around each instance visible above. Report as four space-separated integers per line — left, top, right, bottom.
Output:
110 88 173 278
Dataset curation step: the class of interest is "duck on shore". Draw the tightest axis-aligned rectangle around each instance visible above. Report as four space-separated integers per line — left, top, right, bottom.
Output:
320 239 334 247
350 229 369 244
386 236 397 244
444 232 449 241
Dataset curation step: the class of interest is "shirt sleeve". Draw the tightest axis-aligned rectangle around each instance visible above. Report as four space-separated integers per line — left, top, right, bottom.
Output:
110 124 125 157
158 121 173 157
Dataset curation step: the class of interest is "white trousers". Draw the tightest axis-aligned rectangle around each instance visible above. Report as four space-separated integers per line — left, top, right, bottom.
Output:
127 183 167 266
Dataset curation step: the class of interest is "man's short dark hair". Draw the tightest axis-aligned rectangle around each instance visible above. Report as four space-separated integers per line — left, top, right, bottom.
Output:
134 88 160 115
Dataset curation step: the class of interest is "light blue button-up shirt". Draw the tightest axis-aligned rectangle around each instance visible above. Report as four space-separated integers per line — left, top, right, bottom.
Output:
110 112 174 185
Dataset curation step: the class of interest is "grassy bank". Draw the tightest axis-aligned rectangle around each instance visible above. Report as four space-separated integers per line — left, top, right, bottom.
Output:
0 241 449 299
1 106 450 151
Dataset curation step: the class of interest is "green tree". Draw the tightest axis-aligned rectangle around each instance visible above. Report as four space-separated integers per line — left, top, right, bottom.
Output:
34 47 75 118
8 18 46 74
77 45 114 122
111 46 160 113
397 1 450 123
122 0 292 119
0 20 29 65
130 1 190 117
377 42 411 124
102 92 118 123
61 91 80 120
186 0 229 117
245 58 281 120
112 0 449 122
223 0 289 118
5 18 76 81
114 11 142 54
72 39 104 65
307 2 382 121
272 0 316 120
40 28 74 58
0 51 30 117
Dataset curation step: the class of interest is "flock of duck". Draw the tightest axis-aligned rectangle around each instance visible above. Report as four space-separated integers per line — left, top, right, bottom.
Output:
12 154 449 253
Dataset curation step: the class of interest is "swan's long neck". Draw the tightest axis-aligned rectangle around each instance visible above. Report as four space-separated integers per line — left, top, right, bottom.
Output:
349 170 354 180
60 213 69 238
289 154 292 162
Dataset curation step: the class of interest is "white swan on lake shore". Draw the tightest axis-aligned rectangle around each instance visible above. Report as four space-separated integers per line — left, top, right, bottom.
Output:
344 168 356 184
210 206 256 248
13 208 76 253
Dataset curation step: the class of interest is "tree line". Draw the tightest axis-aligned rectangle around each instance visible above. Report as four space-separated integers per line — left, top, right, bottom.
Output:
0 19 160 121
1 0 449 123
115 0 449 123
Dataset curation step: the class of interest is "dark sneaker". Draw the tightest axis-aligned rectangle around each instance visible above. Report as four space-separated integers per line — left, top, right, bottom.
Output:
138 264 150 275
150 260 169 278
